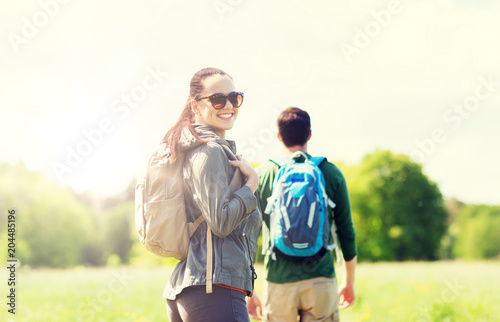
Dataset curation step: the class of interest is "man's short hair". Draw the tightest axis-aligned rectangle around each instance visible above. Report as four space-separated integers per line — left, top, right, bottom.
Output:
277 107 311 147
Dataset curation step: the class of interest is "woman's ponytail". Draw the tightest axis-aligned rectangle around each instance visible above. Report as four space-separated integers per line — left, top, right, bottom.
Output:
162 98 201 160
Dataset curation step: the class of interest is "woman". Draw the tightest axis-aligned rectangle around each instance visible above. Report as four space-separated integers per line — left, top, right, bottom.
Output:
162 67 262 322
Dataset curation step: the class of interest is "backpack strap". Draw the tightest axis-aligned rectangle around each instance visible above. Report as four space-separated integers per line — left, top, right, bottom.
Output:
330 222 342 264
309 156 326 167
269 157 290 168
273 154 324 167
206 226 213 293
308 156 335 209
309 156 340 261
290 151 309 162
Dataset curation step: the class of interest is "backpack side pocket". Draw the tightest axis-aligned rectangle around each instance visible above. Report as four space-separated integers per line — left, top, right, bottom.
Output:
143 199 189 260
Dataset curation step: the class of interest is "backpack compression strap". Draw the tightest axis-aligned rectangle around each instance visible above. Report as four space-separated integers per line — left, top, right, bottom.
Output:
206 226 213 293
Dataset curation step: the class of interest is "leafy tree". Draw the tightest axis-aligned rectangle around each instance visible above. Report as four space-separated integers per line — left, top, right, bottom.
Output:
439 198 465 259
0 163 99 267
20 186 96 267
346 150 447 261
102 200 135 264
453 205 500 260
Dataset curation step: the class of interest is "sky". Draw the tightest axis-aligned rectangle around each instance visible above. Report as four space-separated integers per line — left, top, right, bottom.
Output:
1 0 499 205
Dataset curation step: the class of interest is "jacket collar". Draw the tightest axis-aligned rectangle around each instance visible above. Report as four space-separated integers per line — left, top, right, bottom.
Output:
190 124 236 153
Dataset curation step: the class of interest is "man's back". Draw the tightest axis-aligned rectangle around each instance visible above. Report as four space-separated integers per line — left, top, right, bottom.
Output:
257 153 357 283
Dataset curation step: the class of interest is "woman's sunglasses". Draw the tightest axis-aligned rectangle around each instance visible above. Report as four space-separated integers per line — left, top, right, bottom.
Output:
197 92 244 109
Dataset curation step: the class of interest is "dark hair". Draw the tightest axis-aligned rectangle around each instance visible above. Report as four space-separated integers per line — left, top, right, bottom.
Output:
162 67 232 160
277 107 311 147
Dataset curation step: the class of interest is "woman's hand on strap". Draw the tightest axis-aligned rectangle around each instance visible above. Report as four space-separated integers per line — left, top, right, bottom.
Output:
230 155 259 193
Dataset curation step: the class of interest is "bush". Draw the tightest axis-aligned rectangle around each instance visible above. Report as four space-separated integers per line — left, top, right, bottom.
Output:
453 205 500 260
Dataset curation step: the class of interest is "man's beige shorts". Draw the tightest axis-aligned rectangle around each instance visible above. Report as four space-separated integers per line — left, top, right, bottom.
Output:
263 277 339 322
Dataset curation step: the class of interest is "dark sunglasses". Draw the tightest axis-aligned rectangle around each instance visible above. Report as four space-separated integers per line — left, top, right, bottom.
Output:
197 92 244 109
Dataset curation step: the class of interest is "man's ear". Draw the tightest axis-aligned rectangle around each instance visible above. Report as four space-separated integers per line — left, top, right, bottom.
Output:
308 131 312 141
277 132 283 142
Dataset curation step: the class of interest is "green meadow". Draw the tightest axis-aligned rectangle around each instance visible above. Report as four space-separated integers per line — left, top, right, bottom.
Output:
1 261 499 322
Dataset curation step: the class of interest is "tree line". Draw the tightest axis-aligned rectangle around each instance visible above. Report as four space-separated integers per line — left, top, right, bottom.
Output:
0 150 498 268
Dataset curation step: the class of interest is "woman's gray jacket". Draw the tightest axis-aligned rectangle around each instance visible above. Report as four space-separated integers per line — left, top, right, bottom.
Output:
163 125 262 300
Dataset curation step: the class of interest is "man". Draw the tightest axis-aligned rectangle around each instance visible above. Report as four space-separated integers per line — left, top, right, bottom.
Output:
247 107 357 321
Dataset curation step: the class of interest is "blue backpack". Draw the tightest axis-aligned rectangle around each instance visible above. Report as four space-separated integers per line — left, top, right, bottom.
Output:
265 151 339 262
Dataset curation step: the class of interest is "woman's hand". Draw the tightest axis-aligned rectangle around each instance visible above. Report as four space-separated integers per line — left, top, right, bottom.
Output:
230 155 259 193
246 293 263 320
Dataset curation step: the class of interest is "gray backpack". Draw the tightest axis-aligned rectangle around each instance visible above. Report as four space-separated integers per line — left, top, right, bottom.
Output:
135 140 242 293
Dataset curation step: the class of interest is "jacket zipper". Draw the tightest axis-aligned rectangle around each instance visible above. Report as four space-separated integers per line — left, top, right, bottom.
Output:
242 233 258 296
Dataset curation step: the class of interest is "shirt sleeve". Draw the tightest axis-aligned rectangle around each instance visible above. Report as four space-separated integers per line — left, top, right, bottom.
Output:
188 143 257 238
256 161 278 229
325 163 358 261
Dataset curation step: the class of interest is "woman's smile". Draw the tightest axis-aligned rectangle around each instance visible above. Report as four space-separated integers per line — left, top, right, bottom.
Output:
217 112 234 120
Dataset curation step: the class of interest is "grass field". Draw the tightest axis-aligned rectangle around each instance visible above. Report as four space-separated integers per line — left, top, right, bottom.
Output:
1 261 499 321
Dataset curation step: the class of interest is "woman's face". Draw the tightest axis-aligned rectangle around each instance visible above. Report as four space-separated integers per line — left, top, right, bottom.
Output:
192 74 239 138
